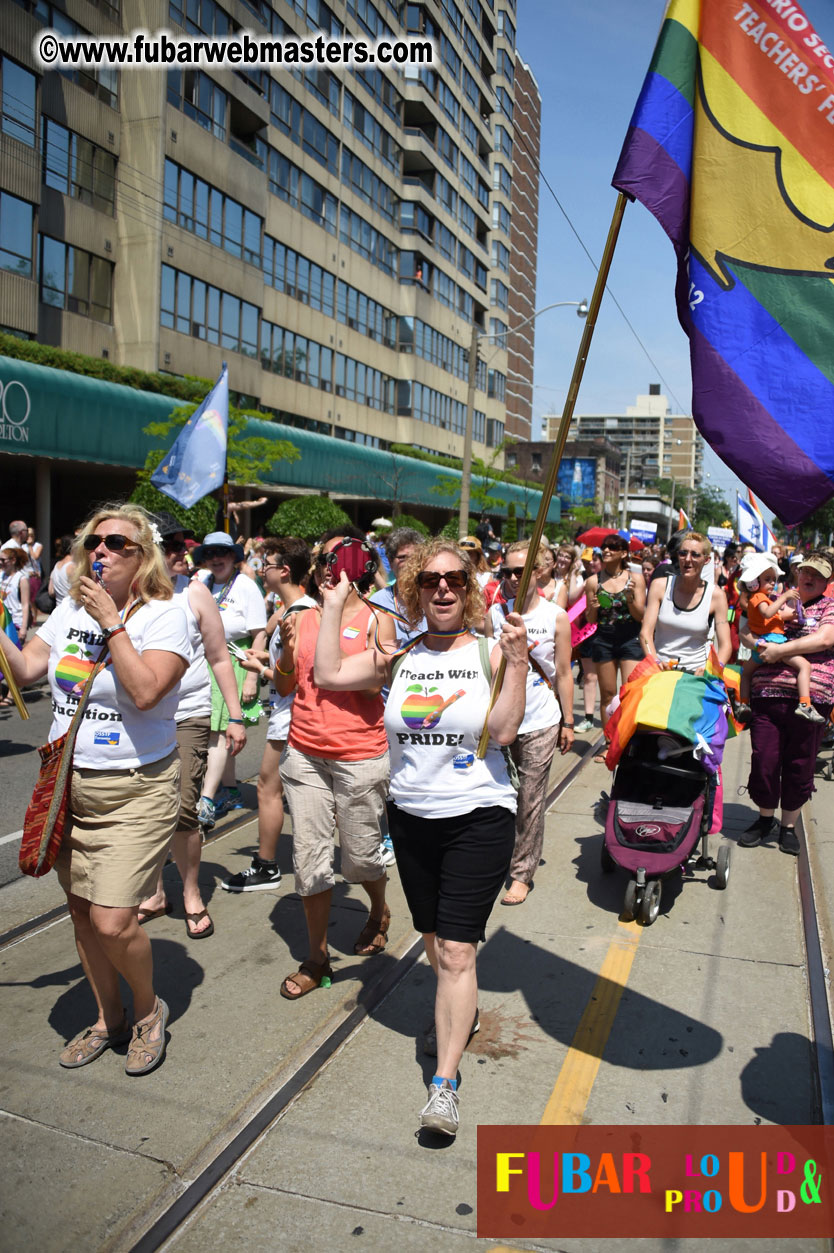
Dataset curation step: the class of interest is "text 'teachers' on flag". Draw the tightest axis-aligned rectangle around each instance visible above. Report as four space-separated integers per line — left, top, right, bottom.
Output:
151 365 228 509
612 0 834 527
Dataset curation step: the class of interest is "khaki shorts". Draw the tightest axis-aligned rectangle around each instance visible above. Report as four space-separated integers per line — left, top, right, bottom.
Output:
55 752 181 907
176 716 210 829
280 745 389 896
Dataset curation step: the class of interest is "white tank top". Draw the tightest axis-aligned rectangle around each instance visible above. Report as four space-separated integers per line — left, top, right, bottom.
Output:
653 575 712 671
385 636 516 819
172 574 211 721
490 598 563 735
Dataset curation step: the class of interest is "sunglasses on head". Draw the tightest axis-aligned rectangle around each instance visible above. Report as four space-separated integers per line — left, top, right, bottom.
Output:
82 534 140 553
500 565 526 578
416 569 468 590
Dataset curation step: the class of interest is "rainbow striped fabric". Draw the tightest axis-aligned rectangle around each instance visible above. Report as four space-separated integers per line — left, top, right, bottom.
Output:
604 655 731 773
0 599 19 648
613 0 834 525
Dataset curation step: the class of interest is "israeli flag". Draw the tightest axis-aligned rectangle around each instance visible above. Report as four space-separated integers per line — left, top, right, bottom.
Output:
737 494 774 553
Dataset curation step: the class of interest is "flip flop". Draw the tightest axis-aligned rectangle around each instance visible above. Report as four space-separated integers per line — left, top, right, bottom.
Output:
137 903 173 925
185 909 214 939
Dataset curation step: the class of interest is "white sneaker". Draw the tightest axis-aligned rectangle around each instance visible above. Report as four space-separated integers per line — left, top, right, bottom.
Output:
420 1080 459 1136
379 834 396 867
795 702 825 723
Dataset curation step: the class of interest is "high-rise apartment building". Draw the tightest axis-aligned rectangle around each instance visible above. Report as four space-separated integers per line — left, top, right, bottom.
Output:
0 0 536 466
504 54 539 443
546 384 704 490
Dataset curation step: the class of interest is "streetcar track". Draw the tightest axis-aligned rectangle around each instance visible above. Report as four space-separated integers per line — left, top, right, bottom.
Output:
4 733 833 1250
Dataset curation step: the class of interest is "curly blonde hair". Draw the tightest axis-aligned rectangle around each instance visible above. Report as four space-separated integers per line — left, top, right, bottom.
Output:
70 503 173 604
397 538 485 628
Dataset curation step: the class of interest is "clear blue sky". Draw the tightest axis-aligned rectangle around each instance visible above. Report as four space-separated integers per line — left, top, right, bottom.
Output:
517 0 834 524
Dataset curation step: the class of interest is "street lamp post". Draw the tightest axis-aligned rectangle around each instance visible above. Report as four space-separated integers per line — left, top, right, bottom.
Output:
458 300 589 538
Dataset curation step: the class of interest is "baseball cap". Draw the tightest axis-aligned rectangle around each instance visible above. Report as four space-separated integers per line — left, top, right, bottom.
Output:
459 536 481 550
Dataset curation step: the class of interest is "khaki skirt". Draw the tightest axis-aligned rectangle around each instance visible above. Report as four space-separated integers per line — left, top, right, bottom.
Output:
55 752 181 907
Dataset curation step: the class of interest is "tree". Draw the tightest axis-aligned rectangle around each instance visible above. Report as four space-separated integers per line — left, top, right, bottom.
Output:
691 485 734 531
388 512 430 537
265 496 352 541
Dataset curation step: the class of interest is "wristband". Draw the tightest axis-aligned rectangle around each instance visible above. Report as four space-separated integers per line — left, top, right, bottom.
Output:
276 664 295 675
103 624 127 641
227 717 244 724
563 723 574 729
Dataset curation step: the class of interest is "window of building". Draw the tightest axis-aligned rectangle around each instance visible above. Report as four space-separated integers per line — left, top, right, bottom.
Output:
164 159 261 263
23 3 118 107
168 69 226 139
493 162 512 198
1 57 36 146
39 236 112 320
161 263 257 354
491 239 510 273
43 119 116 215
496 47 514 86
169 0 231 35
492 202 511 235
497 9 515 47
0 193 33 277
490 278 509 310
494 123 513 161
339 205 397 275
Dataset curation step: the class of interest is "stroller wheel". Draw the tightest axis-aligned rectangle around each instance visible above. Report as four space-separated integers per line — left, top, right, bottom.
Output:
622 879 640 922
600 842 616 874
714 844 731 890
638 879 662 926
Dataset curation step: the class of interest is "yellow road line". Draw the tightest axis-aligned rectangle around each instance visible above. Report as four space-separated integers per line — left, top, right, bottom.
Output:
540 920 642 1126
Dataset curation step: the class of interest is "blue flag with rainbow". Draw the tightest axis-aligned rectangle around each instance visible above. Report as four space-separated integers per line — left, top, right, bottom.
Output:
151 364 228 508
612 0 834 525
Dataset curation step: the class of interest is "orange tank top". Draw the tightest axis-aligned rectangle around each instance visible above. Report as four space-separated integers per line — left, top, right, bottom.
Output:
288 604 387 761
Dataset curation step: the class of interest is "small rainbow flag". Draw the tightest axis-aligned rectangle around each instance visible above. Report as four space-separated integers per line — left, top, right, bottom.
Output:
0 599 19 648
605 655 731 773
705 644 743 735
613 0 834 525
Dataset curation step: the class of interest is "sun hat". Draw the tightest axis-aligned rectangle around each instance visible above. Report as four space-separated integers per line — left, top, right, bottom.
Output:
459 536 482 550
738 553 781 585
192 531 245 565
799 554 833 580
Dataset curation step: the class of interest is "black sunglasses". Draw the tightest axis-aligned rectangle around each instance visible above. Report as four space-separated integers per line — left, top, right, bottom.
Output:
203 546 234 559
500 566 526 578
416 569 468 590
82 533 140 553
162 539 187 553
316 552 337 567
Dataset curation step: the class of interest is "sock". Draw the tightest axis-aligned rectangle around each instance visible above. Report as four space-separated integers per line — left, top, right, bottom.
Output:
432 1074 457 1090
254 855 278 868
798 696 811 705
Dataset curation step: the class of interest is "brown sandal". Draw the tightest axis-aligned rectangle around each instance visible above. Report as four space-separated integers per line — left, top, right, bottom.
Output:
353 905 391 956
280 957 332 1000
59 1012 131 1069
125 997 169 1076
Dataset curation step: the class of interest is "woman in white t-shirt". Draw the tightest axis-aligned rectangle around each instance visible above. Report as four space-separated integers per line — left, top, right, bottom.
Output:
193 531 267 825
314 539 529 1140
2 505 190 1077
486 542 575 905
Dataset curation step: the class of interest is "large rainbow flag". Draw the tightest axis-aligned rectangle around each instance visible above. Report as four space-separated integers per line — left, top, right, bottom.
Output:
605 655 731 773
612 0 834 526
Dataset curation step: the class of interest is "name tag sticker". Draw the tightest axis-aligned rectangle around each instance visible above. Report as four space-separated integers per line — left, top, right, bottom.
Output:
93 729 121 746
342 626 360 639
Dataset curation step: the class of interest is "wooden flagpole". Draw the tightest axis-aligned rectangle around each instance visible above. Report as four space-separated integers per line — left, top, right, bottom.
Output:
0 633 29 720
478 192 629 756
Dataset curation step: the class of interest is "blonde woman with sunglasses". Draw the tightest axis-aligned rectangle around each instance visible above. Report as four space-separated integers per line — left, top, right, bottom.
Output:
1 504 189 1076
314 539 528 1140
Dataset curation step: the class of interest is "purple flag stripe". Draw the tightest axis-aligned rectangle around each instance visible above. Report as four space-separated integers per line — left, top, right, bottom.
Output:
688 325 834 525
613 127 691 250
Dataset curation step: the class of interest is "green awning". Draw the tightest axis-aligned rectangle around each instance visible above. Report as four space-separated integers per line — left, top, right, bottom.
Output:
0 355 560 523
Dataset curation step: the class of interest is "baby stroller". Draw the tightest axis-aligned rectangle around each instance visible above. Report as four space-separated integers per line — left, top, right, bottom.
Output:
600 728 731 926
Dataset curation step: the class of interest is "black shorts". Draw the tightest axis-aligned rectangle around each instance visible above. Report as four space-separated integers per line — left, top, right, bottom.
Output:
387 802 515 943
591 624 644 664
